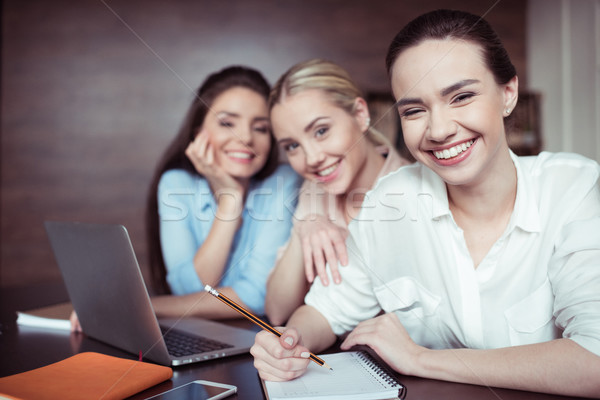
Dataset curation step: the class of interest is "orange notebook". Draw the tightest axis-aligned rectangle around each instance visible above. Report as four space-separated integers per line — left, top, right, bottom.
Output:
0 352 172 400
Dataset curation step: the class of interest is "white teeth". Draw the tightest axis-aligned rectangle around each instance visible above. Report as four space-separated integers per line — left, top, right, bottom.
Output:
434 140 474 160
317 163 338 176
228 152 252 159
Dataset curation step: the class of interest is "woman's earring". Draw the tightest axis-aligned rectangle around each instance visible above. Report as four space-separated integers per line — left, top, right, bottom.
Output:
505 108 512 116
364 117 371 131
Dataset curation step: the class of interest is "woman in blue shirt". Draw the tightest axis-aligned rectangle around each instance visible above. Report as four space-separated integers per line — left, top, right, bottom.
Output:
146 66 301 318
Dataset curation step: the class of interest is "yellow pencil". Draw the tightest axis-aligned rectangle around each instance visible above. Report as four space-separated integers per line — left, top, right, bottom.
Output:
204 285 332 370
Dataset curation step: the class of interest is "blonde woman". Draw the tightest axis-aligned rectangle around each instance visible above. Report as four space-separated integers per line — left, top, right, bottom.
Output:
264 59 410 325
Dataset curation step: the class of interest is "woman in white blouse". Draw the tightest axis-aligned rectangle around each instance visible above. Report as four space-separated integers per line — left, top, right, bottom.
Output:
251 9 600 397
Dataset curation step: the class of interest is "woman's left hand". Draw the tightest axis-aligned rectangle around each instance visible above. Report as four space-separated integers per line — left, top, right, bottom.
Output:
294 215 349 286
340 312 425 376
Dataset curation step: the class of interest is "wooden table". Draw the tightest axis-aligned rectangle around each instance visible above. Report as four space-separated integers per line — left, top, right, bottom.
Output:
0 282 585 400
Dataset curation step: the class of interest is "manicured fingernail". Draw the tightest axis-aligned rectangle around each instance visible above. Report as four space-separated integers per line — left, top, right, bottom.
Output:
300 352 310 358
284 337 294 346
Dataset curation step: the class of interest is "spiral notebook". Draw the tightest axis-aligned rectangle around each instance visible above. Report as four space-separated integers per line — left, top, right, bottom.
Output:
261 351 406 400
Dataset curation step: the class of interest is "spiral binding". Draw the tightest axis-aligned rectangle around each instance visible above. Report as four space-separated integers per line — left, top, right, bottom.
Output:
355 351 407 399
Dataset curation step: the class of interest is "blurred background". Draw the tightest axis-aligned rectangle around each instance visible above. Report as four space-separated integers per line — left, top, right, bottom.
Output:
2 0 599 292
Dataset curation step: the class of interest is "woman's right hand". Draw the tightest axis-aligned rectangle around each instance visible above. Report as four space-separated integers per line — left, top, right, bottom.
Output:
186 131 245 221
250 328 312 381
185 130 245 198
294 215 349 286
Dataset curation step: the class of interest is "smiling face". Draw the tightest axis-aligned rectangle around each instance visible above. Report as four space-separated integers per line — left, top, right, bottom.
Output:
201 86 271 179
271 89 370 195
391 39 518 187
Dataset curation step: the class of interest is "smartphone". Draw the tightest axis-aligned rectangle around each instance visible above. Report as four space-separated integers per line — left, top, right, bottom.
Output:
145 380 237 400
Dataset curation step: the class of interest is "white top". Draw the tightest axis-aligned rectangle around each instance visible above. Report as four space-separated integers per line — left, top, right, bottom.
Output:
274 145 409 263
292 145 410 226
305 151 600 356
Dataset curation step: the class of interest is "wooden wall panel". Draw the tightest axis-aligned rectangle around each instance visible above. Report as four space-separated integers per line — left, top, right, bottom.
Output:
1 0 527 288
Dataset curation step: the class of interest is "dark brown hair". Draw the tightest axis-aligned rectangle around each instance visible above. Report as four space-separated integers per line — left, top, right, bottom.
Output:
146 66 277 294
386 9 516 85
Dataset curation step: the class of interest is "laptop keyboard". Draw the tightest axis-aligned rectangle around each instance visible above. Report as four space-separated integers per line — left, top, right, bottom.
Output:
161 327 234 357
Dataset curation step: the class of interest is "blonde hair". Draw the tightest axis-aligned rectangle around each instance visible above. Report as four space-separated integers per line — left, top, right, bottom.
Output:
269 59 392 148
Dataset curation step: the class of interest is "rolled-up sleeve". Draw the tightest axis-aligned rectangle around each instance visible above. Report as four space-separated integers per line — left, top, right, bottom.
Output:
305 228 382 335
158 170 207 294
550 182 600 356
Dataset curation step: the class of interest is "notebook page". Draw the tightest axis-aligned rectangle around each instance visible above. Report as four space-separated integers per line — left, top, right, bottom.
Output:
263 351 400 400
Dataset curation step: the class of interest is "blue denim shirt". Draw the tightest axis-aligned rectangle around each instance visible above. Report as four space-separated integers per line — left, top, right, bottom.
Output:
158 164 301 314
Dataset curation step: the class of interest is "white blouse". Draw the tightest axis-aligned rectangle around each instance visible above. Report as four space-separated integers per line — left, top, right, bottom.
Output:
305 151 600 356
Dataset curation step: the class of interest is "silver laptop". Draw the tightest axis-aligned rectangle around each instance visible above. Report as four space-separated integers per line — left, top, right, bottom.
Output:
44 220 256 366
